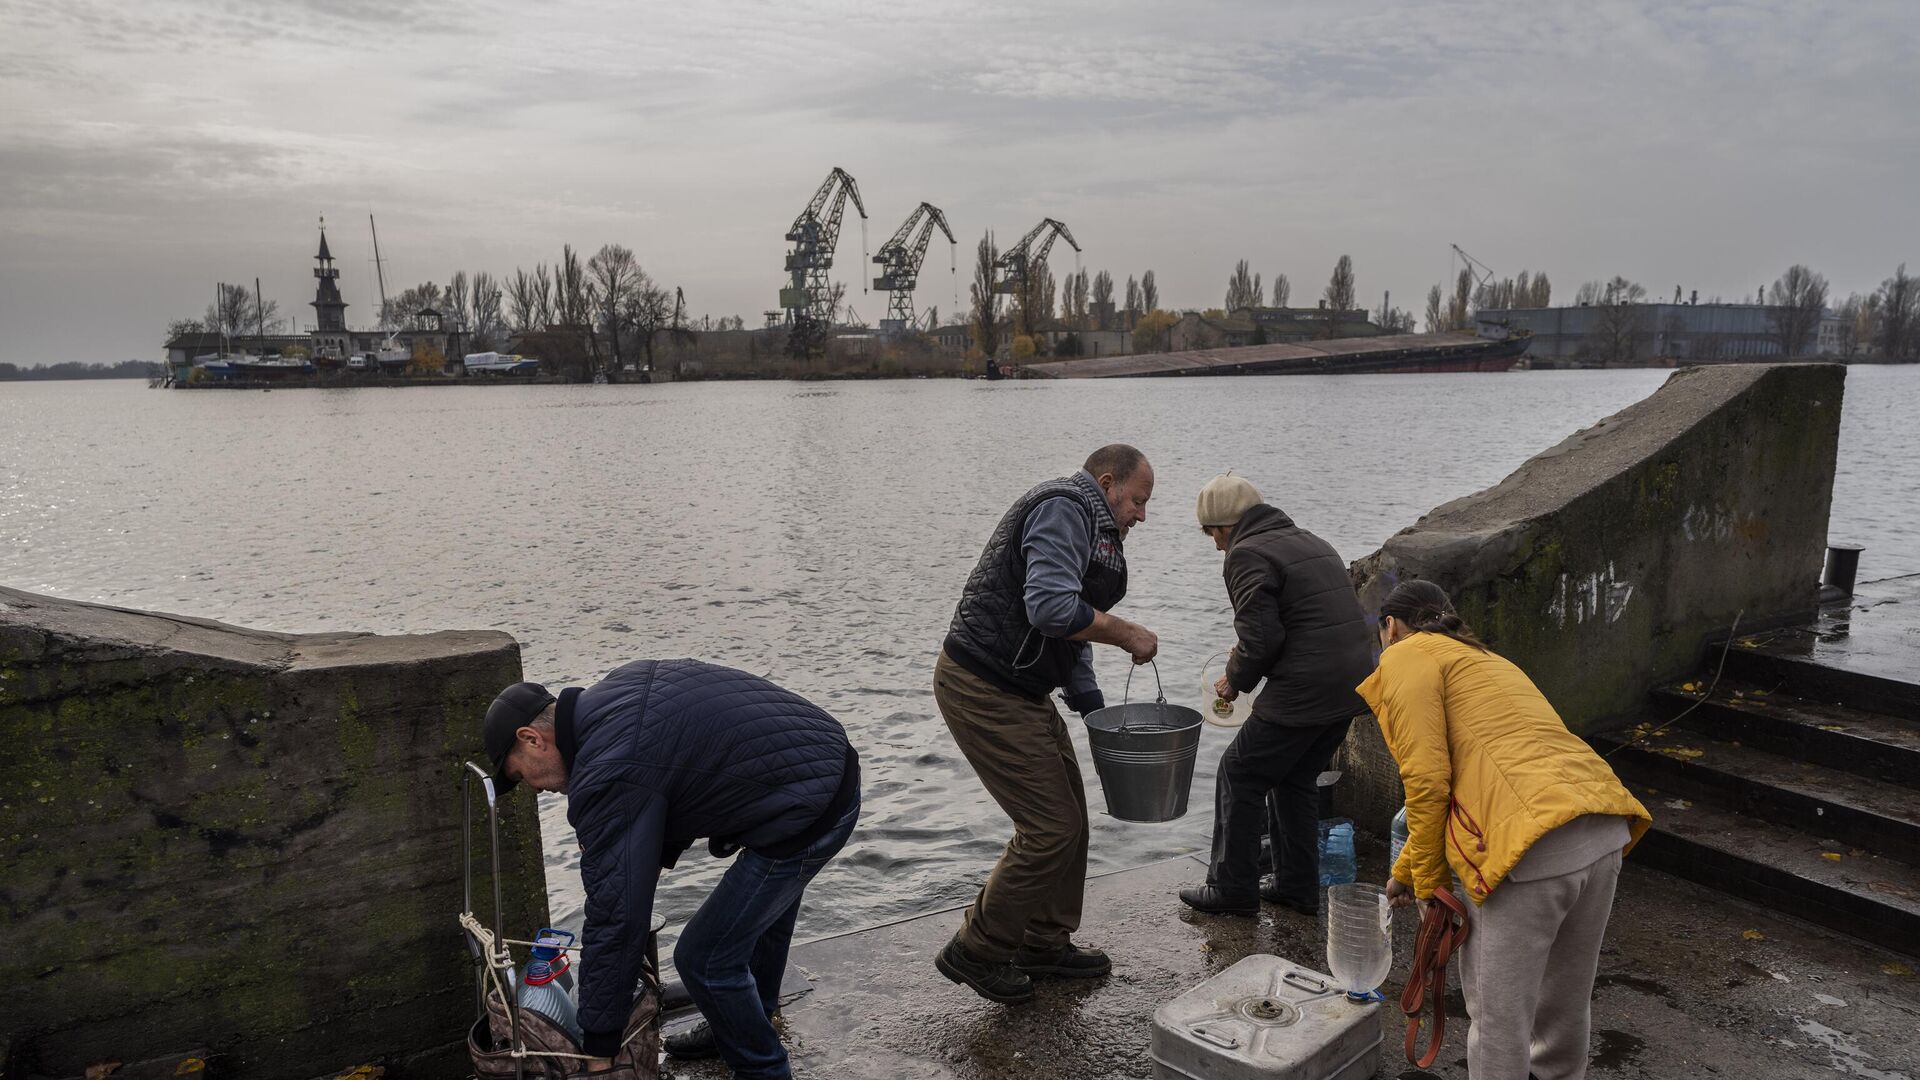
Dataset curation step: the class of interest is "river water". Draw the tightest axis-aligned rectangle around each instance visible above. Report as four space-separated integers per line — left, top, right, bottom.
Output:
3 368 1913 945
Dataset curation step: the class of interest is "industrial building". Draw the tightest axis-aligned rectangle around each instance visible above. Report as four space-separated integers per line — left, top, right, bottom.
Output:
1475 302 1849 364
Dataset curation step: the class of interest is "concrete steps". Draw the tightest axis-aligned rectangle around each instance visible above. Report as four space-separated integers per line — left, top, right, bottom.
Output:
1599 649 1920 954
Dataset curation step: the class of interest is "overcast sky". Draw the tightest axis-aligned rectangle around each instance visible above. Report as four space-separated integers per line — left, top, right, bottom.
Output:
1 0 1913 364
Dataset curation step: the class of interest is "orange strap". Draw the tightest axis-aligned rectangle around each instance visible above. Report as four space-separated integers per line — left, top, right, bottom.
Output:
1401 886 1471 1068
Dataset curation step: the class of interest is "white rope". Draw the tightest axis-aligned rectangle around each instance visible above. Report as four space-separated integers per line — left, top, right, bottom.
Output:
461 913 656 1060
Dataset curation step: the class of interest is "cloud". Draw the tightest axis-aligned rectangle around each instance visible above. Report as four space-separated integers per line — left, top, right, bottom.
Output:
1 0 1916 364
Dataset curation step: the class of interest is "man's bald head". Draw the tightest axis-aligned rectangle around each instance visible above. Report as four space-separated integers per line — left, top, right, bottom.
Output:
1084 444 1152 532
1083 444 1146 483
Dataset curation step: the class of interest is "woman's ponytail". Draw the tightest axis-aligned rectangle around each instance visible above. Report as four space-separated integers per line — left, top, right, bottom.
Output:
1381 582 1489 651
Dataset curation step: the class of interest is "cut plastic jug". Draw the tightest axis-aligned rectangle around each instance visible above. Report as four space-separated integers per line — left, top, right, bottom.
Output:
1389 807 1409 870
1325 882 1393 1000
1197 651 1247 728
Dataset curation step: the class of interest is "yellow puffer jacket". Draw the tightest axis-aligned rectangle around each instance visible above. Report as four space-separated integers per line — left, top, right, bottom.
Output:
1357 632 1650 904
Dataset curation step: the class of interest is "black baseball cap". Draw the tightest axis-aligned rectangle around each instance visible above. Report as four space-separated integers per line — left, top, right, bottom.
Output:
483 681 556 795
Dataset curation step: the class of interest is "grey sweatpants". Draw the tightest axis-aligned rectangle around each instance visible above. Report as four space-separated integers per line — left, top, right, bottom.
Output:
1459 847 1623 1080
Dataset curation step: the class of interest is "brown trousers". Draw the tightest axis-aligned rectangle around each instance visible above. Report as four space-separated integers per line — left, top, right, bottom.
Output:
934 650 1090 962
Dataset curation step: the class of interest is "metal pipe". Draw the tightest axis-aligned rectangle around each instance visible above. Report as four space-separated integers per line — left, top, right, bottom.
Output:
1822 543 1864 597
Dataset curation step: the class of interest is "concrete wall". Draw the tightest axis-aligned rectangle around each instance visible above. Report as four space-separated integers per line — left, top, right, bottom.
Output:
1335 364 1846 832
0 588 548 1079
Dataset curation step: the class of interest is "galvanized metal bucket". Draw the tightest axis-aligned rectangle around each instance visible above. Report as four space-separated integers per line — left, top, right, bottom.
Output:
1084 662 1203 823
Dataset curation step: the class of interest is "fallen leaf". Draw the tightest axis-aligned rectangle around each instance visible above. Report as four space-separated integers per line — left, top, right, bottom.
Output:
1743 929 1766 941
1821 852 1844 862
1681 682 1700 692
1818 724 1847 732
1665 799 1692 810
1653 746 1706 760
174 1062 206 1077
1883 962 1913 976
85 1063 121 1080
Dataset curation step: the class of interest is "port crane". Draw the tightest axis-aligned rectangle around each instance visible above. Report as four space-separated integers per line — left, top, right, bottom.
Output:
1450 243 1495 293
780 167 867 359
993 218 1080 299
871 202 957 334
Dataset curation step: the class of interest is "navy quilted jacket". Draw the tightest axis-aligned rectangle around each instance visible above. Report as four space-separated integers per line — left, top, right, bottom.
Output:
560 659 857 1050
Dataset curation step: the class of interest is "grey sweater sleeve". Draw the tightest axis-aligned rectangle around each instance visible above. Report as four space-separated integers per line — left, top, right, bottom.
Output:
1020 497 1097 637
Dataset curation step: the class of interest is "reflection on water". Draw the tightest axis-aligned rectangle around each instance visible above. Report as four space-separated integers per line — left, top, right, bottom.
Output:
3 368 1913 944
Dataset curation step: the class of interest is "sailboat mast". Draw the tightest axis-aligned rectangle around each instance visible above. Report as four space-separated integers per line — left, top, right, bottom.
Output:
255 277 267 352
369 214 392 329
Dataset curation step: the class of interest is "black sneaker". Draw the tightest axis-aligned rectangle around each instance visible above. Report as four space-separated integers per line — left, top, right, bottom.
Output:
1013 941 1112 979
936 938 1035 1004
663 1020 719 1060
1179 885 1259 916
1260 878 1320 916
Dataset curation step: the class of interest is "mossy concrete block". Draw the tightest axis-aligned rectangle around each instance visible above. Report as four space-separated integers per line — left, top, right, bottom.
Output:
1338 364 1845 828
0 587 548 1079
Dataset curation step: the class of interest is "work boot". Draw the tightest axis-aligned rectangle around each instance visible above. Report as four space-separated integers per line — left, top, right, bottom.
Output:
936 938 1034 1004
1261 878 1320 917
1179 885 1259 916
1013 941 1112 979
663 1020 719 1060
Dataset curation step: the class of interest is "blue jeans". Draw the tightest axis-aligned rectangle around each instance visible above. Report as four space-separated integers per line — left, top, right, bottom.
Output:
674 797 860 1079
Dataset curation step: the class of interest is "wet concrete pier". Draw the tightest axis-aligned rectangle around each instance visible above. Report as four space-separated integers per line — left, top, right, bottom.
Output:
660 849 1918 1080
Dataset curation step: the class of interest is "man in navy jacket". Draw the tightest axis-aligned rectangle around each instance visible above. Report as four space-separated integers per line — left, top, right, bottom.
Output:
485 659 861 1078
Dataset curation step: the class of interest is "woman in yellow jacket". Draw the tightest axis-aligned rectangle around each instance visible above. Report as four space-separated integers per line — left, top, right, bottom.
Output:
1359 580 1650 1080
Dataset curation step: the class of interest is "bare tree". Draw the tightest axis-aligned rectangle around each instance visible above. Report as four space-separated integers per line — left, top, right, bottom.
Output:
383 282 446 330
446 270 472 331
1323 255 1356 315
1091 271 1114 330
1833 294 1863 357
507 265 551 332
1374 294 1415 333
970 231 1001 359
1449 269 1473 331
623 272 674 371
552 245 595 375
468 271 505 351
1877 263 1918 359
1854 291 1883 357
204 282 281 341
1766 264 1829 356
587 243 641 370
1071 269 1091 330
1574 280 1604 306
1424 285 1444 332
1530 272 1552 307
1141 270 1159 312
1226 260 1257 311
1124 275 1142 328
1270 272 1290 309
1587 276 1649 365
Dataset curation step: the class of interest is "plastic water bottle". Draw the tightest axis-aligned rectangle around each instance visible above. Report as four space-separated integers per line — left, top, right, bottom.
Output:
530 928 576 993
1318 818 1357 888
1326 882 1393 998
1389 807 1409 869
516 931 583 1043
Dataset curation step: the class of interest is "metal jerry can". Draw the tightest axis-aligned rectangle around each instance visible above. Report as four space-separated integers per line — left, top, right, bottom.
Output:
1150 954 1382 1080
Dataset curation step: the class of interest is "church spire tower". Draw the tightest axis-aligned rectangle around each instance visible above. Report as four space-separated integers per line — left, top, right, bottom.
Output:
310 215 348 332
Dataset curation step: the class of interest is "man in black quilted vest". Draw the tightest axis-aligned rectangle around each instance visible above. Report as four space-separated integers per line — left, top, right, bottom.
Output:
933 443 1160 1004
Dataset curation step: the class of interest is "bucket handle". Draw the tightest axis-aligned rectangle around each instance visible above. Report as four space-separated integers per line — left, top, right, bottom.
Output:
1118 660 1166 730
